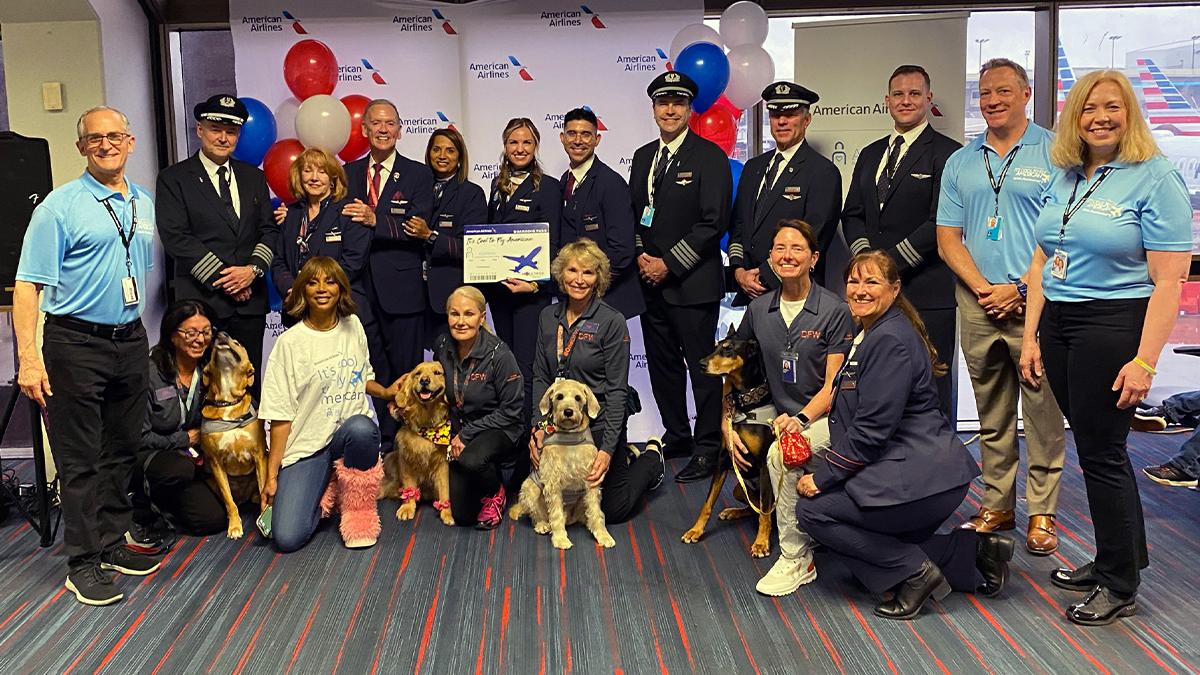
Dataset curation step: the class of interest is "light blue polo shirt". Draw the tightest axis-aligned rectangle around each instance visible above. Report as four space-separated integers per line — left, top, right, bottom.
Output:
16 171 156 324
1034 156 1193 302
938 122 1055 283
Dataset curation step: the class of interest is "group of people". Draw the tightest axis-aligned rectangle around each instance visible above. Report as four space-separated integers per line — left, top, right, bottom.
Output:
13 55 1192 630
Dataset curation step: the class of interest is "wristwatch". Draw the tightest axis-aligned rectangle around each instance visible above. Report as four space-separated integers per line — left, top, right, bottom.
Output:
249 264 265 278
1013 279 1028 299
426 231 439 245
796 411 811 429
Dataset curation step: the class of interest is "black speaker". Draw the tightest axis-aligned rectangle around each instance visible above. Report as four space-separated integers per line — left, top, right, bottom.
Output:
0 132 53 306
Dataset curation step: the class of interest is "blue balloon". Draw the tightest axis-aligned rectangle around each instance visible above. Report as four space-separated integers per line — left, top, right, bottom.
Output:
721 157 745 253
232 97 277 167
675 42 730 114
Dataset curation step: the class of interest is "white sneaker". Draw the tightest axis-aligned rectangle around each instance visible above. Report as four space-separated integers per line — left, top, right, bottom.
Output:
756 554 817 596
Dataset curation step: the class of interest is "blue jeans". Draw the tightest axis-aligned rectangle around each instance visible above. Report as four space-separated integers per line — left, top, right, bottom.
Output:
1168 429 1200 479
1163 390 1200 428
273 415 379 552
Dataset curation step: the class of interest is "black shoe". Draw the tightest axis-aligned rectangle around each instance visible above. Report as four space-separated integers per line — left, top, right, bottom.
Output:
1142 464 1199 488
1051 562 1098 592
100 545 162 576
873 560 952 620
642 439 665 491
662 440 694 460
1066 586 1138 626
65 565 123 606
126 520 177 556
975 532 1015 597
1131 409 1168 432
674 455 716 483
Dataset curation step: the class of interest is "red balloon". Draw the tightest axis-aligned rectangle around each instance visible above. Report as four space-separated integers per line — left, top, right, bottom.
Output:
713 94 744 121
283 39 337 100
689 106 737 156
263 139 306 203
338 94 371 162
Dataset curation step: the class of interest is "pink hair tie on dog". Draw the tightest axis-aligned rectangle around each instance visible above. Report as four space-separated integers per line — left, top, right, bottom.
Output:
399 486 422 502
432 500 450 511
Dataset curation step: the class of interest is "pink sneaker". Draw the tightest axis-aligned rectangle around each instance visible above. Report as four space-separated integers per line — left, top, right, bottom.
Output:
476 484 506 530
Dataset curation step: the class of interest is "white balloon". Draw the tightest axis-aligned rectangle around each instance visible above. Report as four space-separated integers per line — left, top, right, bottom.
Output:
669 23 722 62
724 45 776 110
720 1 769 48
295 94 351 154
274 97 301 141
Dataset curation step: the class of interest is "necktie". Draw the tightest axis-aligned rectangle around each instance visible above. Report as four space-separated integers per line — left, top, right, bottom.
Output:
876 136 905 203
368 162 383 208
564 172 576 202
651 146 670 199
755 153 785 211
216 165 234 216
433 179 447 210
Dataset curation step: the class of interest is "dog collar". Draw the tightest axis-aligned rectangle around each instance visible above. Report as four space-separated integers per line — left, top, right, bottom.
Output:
204 394 248 408
733 384 771 410
544 429 592 446
200 406 258 434
419 421 452 445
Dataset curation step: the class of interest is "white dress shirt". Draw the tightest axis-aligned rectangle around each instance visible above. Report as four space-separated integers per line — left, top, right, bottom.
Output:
199 151 240 219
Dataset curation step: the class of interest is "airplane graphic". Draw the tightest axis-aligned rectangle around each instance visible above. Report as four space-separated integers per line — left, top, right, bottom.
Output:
1057 42 1076 114
350 367 365 386
504 246 542 274
1134 58 1200 137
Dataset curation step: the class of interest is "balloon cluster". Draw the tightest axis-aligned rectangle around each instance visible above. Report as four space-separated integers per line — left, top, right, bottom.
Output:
667 1 774 179
233 39 373 203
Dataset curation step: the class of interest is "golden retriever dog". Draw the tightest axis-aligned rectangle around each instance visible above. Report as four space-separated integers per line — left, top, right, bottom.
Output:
509 379 616 550
379 362 455 526
200 332 268 540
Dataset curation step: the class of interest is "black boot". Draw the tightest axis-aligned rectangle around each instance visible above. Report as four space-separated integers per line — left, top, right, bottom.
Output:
1066 586 1137 626
1051 561 1097 592
975 532 1015 597
873 560 952 620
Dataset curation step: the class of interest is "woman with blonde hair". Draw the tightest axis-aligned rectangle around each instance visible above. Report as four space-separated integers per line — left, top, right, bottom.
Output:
272 147 373 324
1019 69 1192 625
434 285 525 529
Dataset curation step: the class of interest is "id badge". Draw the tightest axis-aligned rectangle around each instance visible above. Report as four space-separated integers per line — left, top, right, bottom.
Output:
1051 248 1069 280
781 351 799 384
986 215 1003 241
640 206 655 227
390 200 408 216
121 276 140 306
325 231 342 243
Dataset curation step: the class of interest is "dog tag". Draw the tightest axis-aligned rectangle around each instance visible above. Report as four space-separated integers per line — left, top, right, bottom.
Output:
985 215 1003 241
1051 248 1069 280
121 276 140 306
781 351 799 384
640 206 654 227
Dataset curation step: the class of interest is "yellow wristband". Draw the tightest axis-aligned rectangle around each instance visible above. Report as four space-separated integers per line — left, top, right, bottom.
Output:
1133 357 1157 376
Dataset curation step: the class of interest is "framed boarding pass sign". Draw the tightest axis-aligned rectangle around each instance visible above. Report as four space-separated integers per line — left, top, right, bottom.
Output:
463 223 551 283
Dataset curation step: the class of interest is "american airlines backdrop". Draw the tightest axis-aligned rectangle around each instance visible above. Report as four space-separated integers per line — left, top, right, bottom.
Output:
230 0 703 440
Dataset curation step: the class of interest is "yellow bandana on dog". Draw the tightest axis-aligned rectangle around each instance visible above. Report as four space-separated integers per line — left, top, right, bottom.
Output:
420 421 452 446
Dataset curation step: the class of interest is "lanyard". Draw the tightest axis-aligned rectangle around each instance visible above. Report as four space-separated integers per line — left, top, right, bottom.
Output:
1058 168 1112 250
983 146 1020 217
555 322 583 377
297 199 330 256
102 196 137 276
452 350 481 410
650 148 671 207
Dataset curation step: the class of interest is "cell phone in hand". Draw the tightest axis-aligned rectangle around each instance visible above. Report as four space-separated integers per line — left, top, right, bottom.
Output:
256 506 273 538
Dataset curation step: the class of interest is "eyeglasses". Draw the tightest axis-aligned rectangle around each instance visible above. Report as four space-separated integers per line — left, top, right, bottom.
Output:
80 132 131 148
176 328 214 342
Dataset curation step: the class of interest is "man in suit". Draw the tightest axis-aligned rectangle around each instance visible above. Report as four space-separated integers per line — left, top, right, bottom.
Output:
340 99 434 449
157 95 277 400
630 71 732 482
842 65 962 423
559 107 644 319
729 82 841 303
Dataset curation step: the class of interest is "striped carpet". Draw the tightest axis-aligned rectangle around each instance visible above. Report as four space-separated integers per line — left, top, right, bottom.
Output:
0 432 1196 674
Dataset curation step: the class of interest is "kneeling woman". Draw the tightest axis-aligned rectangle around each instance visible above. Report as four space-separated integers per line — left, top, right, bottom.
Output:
434 286 525 529
796 251 1012 619
530 240 664 524
260 257 393 552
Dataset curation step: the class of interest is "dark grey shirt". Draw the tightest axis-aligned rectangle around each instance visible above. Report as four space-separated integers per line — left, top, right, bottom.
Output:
436 329 525 446
736 284 855 415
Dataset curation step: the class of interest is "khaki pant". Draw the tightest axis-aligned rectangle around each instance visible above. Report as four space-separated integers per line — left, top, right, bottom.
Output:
957 284 1065 514
767 418 831 560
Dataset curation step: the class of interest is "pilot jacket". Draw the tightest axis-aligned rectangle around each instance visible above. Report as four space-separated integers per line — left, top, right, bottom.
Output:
272 198 373 319
155 153 277 318
425 178 489 314
559 158 645 319
728 141 842 302
812 304 979 505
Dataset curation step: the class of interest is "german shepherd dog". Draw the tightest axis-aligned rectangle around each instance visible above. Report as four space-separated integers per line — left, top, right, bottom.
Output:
200 332 268 539
681 327 776 558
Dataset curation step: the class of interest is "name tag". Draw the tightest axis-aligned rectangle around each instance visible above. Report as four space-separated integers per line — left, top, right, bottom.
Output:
675 171 693 186
781 351 799 384
515 204 531 213
640 206 654 227
1051 249 1069 280
782 186 802 201
985 215 1003 241
438 219 454 229
325 230 342 243
390 199 409 217
580 321 600 332
154 386 176 402
122 276 140 307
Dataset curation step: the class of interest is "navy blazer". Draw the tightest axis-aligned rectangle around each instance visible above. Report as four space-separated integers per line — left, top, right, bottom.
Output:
812 305 979 507
156 154 278 317
560 158 645 319
272 198 373 317
842 126 961 311
629 132 731 306
344 153 435 314
728 141 841 303
426 178 489 313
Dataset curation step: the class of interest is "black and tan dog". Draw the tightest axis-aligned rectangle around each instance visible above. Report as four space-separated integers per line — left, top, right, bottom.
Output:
200 332 268 539
681 326 777 558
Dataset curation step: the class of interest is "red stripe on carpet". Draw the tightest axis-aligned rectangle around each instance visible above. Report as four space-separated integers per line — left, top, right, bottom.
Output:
649 522 694 670
413 553 447 674
95 606 148 671
238 580 291 675
333 546 383 674
207 554 281 672
843 592 899 675
935 609 994 675
796 594 844 673
371 530 417 675
907 622 951 675
967 594 1027 658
